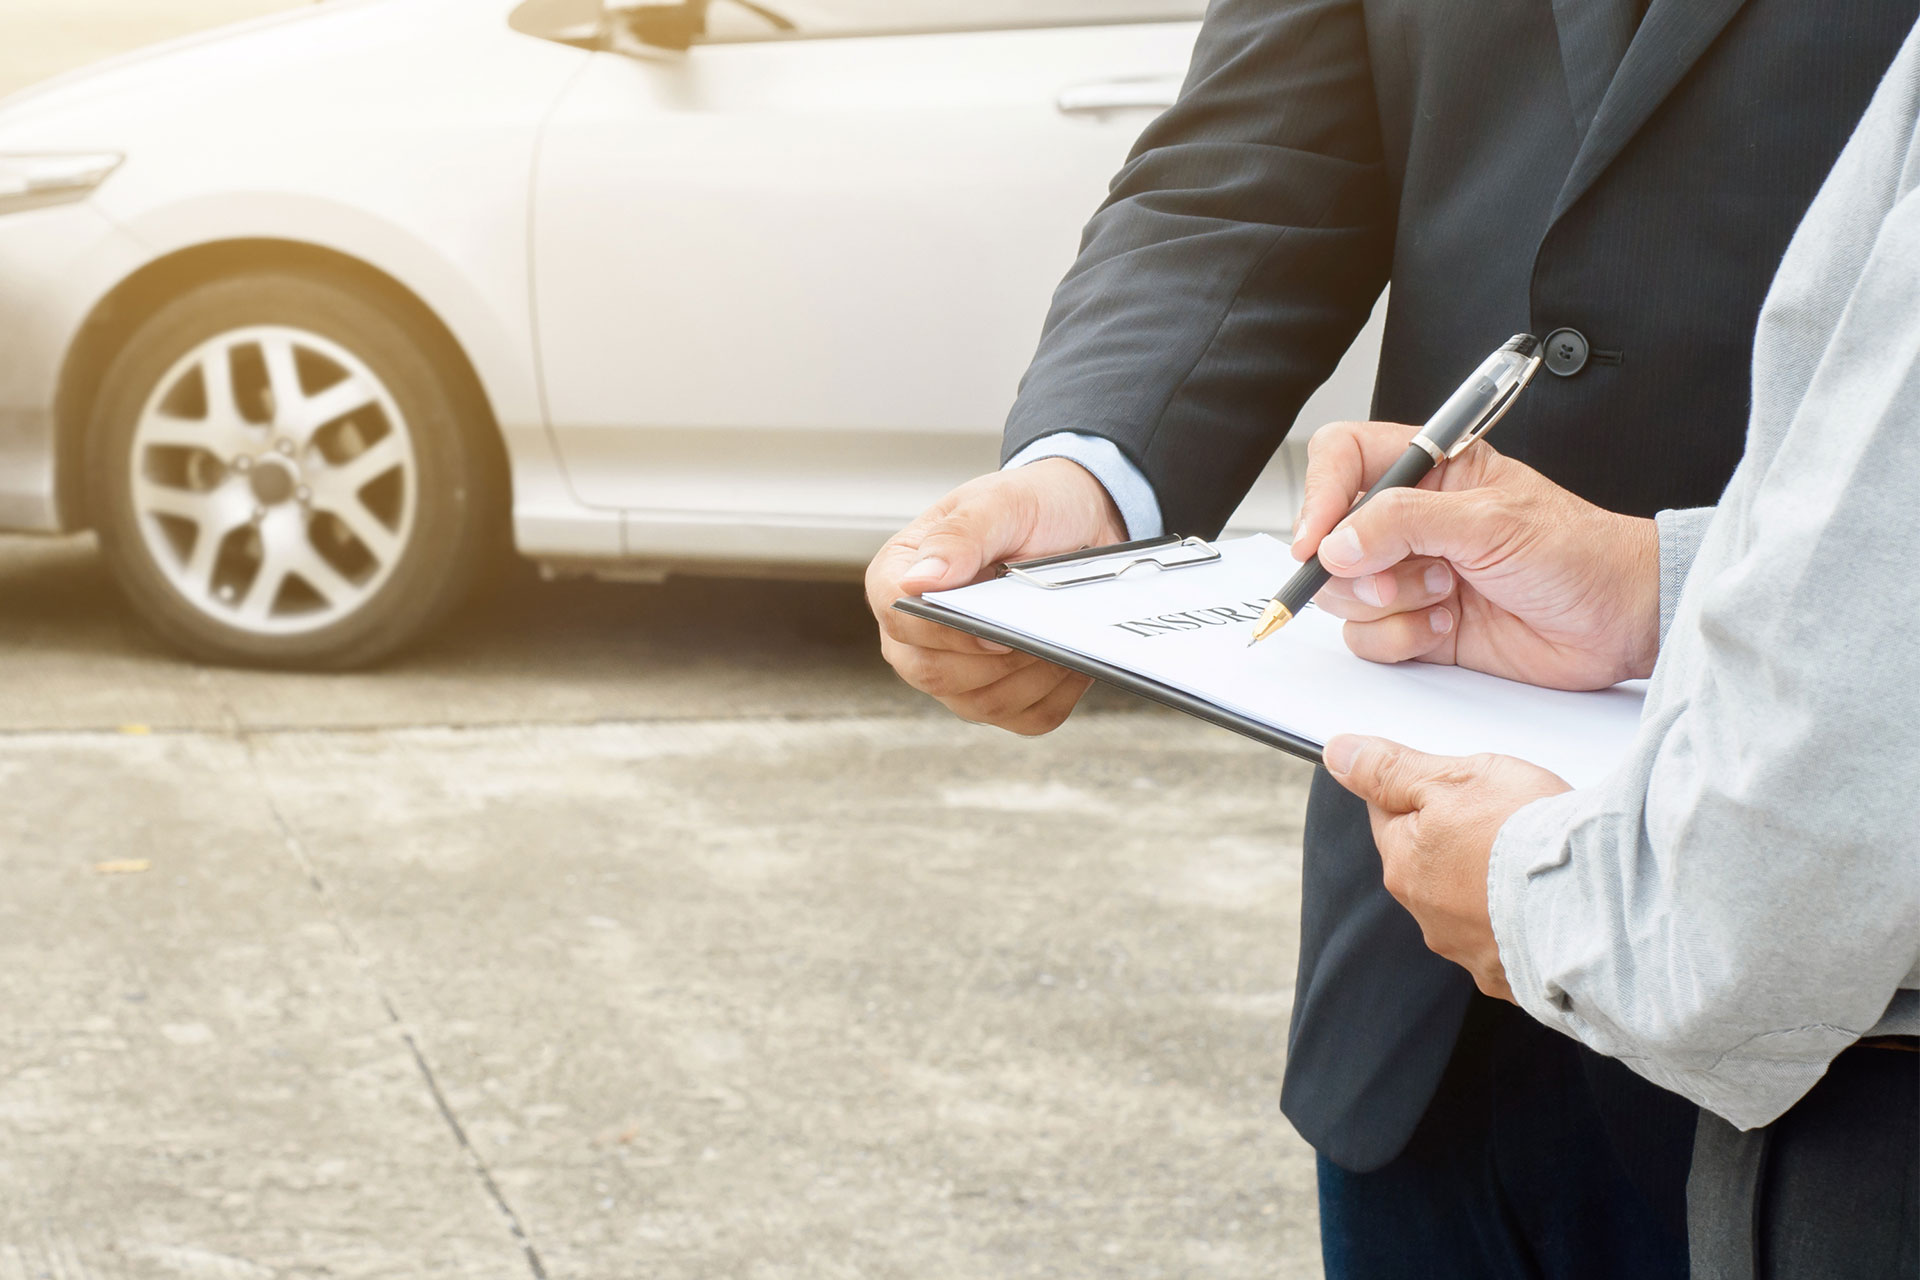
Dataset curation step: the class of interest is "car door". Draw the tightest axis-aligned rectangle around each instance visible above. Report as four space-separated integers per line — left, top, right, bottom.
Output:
528 0 1203 562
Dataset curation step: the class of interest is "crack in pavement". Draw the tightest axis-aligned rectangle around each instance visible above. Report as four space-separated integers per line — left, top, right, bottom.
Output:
235 732 551 1280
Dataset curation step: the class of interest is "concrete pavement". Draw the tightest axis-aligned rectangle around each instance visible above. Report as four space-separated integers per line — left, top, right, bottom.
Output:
0 534 1323 1279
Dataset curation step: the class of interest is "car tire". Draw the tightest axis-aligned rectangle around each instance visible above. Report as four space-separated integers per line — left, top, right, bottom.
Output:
88 270 503 669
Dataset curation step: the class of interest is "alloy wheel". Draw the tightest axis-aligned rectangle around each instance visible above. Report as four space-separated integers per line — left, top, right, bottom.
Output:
127 325 418 636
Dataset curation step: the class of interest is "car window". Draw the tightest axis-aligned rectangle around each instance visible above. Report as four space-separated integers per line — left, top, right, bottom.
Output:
704 0 1207 42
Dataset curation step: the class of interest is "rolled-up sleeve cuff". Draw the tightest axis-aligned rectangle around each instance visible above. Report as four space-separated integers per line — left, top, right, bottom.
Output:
1489 785 1855 1130
1655 507 1717 644
1004 433 1165 542
1488 790 1589 1037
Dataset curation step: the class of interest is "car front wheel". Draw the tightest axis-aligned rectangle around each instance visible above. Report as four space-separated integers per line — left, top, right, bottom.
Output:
88 271 501 668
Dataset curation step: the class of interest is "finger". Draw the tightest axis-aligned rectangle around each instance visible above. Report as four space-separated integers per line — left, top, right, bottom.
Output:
880 634 1038 699
1000 672 1095 737
1295 421 1427 561
897 490 1037 594
1340 606 1456 665
870 539 1013 656
876 594 1015 655
1321 734 1459 814
1316 487 1518 579
1311 558 1453 622
944 659 1084 731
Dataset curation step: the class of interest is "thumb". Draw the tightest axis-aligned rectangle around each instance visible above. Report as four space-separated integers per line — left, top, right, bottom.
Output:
1295 420 1420 561
899 492 1034 593
1324 735 1446 814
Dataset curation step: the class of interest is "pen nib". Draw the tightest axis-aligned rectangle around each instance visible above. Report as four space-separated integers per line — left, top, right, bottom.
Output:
1248 600 1293 647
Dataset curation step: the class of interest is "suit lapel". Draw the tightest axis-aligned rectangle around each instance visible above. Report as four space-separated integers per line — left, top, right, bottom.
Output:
1549 0 1640 138
1550 0 1752 223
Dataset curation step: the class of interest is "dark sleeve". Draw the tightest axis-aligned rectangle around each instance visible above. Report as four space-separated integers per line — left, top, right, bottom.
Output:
1002 0 1394 539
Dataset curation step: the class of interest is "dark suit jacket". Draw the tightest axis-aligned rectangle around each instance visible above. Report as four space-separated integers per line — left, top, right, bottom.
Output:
1002 0 1916 1172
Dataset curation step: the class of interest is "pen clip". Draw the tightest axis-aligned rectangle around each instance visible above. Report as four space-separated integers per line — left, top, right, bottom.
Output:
1447 352 1542 459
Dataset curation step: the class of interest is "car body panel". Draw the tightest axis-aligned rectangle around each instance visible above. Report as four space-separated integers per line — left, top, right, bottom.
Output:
0 201 151 528
533 22 1194 533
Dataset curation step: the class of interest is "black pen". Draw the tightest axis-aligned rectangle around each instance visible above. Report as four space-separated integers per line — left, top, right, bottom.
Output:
1248 333 1545 645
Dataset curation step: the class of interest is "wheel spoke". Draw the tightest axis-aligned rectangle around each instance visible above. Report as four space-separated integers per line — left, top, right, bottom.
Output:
138 412 225 454
137 408 254 464
179 518 232 596
134 479 250 594
236 552 289 624
285 376 379 443
140 340 261 462
322 495 402 565
199 343 242 428
133 477 222 524
181 500 251 595
314 433 407 500
260 335 305 430
288 544 358 608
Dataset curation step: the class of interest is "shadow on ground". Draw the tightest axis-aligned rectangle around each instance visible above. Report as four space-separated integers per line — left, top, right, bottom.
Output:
0 535 1141 733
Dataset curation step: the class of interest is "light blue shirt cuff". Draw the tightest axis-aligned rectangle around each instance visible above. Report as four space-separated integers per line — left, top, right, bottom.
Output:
1003 432 1165 541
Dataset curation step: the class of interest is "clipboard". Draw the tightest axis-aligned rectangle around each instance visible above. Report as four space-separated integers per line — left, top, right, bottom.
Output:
892 535 1326 766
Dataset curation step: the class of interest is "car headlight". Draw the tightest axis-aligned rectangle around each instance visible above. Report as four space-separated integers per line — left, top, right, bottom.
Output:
0 152 122 216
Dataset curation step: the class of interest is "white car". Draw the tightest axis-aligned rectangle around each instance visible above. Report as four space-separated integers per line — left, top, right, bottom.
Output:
0 0 1380 667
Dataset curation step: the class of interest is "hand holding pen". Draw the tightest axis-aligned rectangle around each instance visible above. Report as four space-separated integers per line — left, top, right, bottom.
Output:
1251 335 1543 644
1282 405 1667 694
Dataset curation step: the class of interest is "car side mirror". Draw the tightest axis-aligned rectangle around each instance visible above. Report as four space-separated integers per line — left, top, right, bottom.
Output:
508 0 605 47
611 0 708 52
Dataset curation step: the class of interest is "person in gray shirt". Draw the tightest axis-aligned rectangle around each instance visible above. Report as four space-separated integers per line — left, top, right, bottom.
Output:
1289 17 1920 1278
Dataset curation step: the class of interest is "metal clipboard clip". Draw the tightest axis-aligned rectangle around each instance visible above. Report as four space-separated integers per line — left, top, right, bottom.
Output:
1000 535 1221 590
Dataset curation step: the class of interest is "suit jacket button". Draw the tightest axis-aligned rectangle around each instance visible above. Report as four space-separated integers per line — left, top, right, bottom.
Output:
1542 327 1591 377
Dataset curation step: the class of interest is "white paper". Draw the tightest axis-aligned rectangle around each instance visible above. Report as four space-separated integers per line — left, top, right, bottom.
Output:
925 534 1645 789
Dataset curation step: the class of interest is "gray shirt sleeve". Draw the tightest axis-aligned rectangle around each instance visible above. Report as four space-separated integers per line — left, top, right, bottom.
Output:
1485 183 1920 1129
1654 507 1715 643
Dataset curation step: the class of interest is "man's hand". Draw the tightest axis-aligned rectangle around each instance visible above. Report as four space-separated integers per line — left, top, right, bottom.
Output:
866 458 1127 736
1324 734 1571 1002
1293 421 1662 690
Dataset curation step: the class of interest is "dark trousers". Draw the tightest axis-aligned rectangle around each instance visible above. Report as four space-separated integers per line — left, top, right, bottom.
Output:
1689 1044 1920 1280
1317 995 1695 1280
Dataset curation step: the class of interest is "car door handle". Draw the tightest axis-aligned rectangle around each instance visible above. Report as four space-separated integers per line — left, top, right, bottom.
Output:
1056 77 1182 116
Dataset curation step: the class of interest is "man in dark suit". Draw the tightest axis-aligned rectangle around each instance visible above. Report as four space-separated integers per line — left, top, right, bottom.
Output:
865 1 1918 1273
